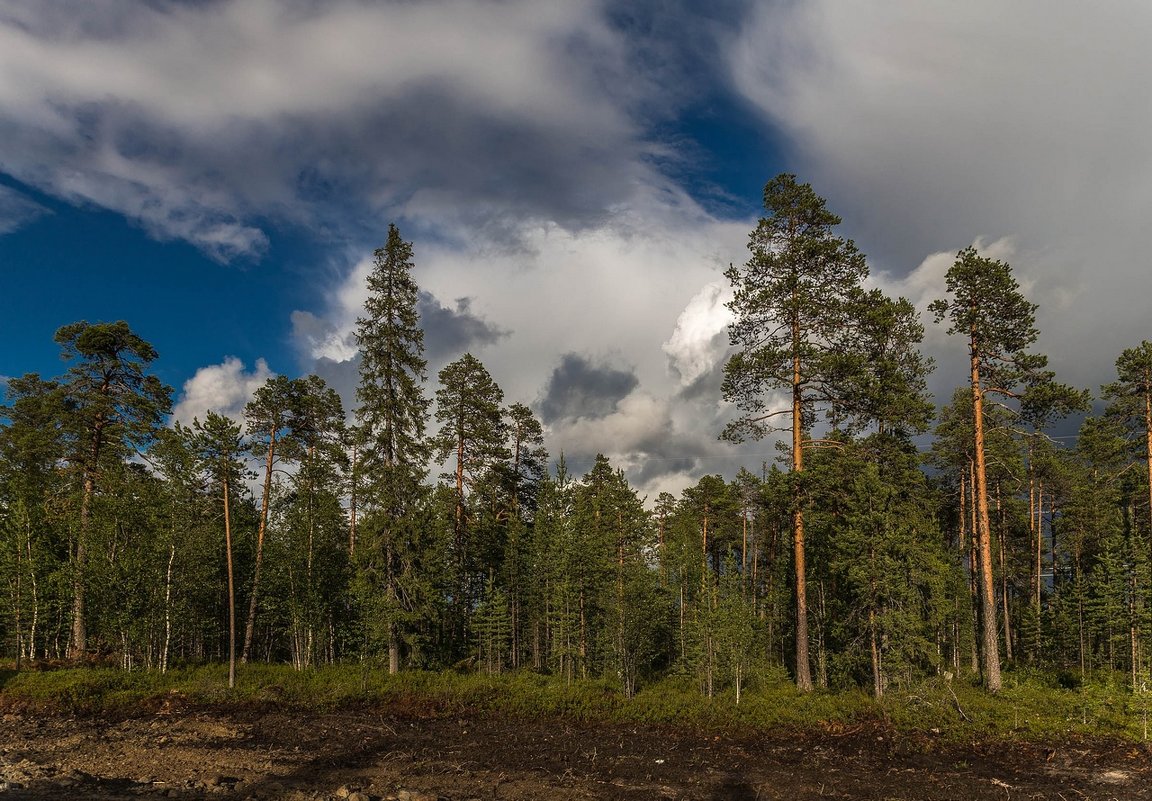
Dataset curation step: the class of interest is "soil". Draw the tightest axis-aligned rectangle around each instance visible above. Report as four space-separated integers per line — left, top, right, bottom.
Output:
2 701 1151 800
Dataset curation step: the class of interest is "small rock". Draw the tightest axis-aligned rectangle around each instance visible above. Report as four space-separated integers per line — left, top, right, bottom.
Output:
335 785 354 798
347 793 371 801
396 790 436 801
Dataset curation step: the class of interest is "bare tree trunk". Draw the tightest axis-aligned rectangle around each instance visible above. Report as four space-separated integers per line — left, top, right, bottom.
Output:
997 485 1013 664
69 471 95 659
242 437 277 663
162 538 175 673
869 607 882 699
1034 481 1043 659
223 478 237 689
792 341 813 692
348 442 359 555
970 339 1002 692
1145 389 1152 597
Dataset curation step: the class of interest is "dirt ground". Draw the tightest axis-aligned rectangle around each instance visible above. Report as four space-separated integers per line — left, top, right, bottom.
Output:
2 701 1151 800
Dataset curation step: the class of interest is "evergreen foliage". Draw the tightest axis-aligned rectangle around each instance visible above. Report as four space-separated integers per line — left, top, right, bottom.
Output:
2 208 1148 708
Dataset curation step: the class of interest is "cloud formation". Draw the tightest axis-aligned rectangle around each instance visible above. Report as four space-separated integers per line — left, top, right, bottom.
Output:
537 353 639 423
663 281 732 388
728 1 1152 397
0 184 49 234
0 0 670 258
171 356 275 428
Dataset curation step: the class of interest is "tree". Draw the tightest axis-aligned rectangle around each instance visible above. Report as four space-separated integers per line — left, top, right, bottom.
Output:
280 375 347 667
831 290 935 438
929 247 1080 692
0 376 68 664
54 321 172 659
1103 341 1152 558
503 402 548 665
192 411 249 688
506 402 548 518
722 174 870 692
431 352 509 642
241 375 297 663
354 224 431 672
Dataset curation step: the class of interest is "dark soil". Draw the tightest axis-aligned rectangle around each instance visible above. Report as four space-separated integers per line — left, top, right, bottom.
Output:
2 703 1151 800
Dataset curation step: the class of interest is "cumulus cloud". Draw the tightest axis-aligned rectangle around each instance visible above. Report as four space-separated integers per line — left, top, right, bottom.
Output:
171 356 274 428
662 281 732 387
727 1 1152 399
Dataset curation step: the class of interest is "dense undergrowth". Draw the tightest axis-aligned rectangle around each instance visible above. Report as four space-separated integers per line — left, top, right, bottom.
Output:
2 662 1150 744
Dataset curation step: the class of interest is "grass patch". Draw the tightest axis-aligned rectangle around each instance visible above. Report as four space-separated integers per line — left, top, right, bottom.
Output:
2 662 1151 743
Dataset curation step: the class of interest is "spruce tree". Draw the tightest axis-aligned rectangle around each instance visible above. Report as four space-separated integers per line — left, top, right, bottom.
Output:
1103 342 1152 558
354 224 431 672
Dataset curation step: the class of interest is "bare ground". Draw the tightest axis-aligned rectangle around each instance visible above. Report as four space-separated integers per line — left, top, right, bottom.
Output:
2 701 1151 800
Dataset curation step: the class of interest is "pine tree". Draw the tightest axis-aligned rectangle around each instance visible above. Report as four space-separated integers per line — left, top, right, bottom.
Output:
54 321 172 659
241 375 296 663
191 411 250 688
432 352 509 645
722 174 870 692
929 247 1081 692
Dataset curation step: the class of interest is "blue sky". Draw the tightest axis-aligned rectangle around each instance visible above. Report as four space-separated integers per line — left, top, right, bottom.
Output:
3 1 1151 496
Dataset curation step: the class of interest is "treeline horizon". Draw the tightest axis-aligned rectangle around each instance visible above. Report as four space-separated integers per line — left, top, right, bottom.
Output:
4 176 1152 701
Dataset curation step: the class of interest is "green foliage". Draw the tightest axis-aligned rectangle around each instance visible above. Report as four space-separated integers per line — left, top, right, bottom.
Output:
1 200 1144 719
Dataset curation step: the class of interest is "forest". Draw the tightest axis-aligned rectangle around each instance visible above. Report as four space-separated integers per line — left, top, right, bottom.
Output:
3 174 1152 703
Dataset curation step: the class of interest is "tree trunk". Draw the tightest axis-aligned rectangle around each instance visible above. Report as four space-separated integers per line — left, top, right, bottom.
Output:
1034 481 1043 659
970 337 1002 692
242 435 277 663
223 478 237 689
348 442 359 555
869 607 882 699
1145 387 1152 591
997 485 1013 664
69 471 95 659
792 341 813 692
162 537 175 674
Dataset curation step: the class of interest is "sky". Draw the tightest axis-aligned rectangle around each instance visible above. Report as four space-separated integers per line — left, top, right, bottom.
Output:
2 0 1150 500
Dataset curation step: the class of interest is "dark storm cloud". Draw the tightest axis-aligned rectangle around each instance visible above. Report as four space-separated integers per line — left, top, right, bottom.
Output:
538 354 639 423
418 291 509 362
310 354 362 421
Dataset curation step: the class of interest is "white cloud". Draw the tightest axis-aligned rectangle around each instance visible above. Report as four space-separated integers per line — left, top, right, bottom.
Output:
171 357 275 428
662 281 732 387
292 192 753 496
0 0 657 259
728 0 1152 403
0 184 48 234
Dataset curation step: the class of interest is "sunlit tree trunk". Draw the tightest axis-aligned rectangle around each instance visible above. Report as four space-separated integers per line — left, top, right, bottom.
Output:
970 332 1002 692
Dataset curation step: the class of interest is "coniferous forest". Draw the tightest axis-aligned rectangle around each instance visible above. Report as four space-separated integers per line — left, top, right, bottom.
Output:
6 175 1152 702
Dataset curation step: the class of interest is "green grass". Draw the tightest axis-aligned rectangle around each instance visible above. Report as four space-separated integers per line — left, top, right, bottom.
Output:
2 662 1150 743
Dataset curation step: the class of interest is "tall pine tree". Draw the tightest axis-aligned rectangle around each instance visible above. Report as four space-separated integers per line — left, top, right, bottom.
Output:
722 174 870 692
